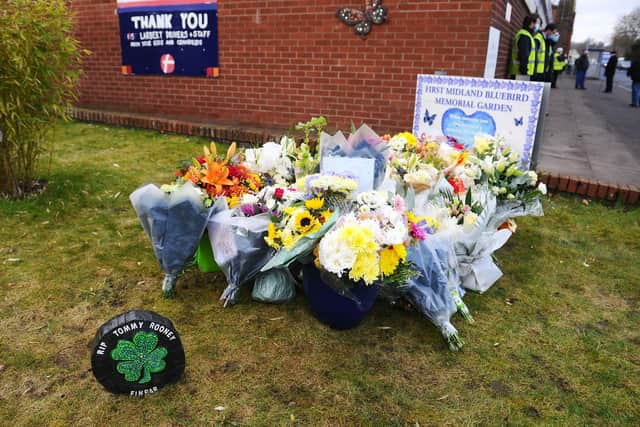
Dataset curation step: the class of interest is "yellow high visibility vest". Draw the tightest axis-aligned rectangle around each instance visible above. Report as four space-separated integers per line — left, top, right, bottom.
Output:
553 53 565 71
510 29 536 76
534 32 546 74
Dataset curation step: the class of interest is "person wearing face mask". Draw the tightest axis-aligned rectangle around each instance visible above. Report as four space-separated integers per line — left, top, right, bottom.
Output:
552 47 567 88
533 23 557 82
603 50 618 93
510 14 539 80
545 27 560 83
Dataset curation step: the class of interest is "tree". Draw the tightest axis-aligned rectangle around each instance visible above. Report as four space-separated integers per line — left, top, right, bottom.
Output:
0 0 83 197
612 7 640 56
572 38 608 52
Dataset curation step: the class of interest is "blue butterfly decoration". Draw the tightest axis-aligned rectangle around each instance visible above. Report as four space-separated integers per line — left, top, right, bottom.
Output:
424 108 437 126
514 116 524 126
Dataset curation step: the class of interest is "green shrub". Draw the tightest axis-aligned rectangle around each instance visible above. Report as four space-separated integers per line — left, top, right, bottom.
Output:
0 0 83 197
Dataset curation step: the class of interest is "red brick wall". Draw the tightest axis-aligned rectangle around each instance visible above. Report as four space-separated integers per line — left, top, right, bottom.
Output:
489 0 532 79
72 0 499 133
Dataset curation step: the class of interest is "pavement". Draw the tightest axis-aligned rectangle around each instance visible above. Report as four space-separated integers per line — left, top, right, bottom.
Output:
536 72 640 187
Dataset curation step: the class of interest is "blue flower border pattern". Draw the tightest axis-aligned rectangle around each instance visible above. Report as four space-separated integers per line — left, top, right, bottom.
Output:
412 74 544 170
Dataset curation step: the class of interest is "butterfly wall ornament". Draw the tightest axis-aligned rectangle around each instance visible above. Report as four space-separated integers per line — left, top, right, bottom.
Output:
424 108 437 126
336 0 389 37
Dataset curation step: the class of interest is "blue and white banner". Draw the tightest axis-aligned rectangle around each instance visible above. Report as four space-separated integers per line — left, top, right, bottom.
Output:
117 0 219 77
413 75 545 169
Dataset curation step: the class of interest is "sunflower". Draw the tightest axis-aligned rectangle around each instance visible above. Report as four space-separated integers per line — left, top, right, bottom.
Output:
265 222 280 249
305 197 324 210
294 209 318 234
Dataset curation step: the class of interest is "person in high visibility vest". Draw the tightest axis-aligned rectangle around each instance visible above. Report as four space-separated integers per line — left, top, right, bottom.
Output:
552 47 567 88
544 25 560 83
510 14 538 79
533 24 557 82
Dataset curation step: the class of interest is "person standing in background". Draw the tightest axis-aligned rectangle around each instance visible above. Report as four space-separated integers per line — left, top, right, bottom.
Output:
603 50 618 93
628 43 640 107
510 14 538 80
552 47 566 88
575 50 589 89
534 24 558 82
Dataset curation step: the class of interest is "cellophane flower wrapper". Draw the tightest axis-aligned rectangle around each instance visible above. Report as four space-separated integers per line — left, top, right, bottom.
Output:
488 198 544 231
261 210 339 272
129 182 215 295
319 124 389 189
207 199 275 306
381 237 463 351
450 192 513 294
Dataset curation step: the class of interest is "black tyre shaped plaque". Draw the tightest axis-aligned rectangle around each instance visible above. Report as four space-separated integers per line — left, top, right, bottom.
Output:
91 310 185 396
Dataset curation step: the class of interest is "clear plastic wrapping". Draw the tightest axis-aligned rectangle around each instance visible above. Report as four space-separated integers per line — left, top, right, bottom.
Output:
129 183 214 297
207 202 274 306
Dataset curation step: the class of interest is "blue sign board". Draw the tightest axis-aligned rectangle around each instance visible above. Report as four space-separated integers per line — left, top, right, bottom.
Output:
117 0 219 77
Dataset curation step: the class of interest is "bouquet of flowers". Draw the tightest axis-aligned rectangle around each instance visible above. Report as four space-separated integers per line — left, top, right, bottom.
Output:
244 136 296 186
472 135 546 201
320 124 389 190
129 182 219 298
177 142 262 208
238 185 303 219
315 191 417 294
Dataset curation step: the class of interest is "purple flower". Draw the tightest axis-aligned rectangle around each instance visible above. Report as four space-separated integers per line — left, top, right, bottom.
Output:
410 222 427 241
240 203 256 217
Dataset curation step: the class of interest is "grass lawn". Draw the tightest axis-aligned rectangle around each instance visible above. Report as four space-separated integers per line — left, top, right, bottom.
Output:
1 121 639 426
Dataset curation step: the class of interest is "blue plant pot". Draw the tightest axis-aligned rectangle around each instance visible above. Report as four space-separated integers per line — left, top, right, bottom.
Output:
302 264 379 330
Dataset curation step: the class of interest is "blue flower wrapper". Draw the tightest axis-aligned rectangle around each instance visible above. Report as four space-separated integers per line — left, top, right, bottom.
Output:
130 183 216 297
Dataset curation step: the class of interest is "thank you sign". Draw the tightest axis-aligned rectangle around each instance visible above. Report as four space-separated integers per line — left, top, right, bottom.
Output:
413 75 544 169
117 0 219 77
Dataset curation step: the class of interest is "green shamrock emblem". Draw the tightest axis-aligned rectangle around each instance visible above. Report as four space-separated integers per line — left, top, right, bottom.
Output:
110 331 168 384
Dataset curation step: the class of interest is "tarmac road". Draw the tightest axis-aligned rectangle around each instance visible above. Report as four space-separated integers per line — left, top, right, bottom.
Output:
537 72 640 187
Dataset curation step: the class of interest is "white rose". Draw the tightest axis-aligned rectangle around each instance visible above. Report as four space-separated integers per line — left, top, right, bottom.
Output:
537 182 547 195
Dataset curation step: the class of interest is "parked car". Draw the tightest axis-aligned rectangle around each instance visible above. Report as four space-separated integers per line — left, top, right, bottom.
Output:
618 59 631 70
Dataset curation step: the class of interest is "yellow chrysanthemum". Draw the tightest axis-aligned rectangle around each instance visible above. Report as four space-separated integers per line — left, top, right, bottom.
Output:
379 244 406 276
341 224 377 254
350 252 380 285
305 197 324 210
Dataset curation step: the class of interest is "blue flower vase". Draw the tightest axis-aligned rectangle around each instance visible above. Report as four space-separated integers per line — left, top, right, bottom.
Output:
302 264 378 330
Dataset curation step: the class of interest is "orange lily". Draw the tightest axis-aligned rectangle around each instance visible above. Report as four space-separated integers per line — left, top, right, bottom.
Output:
201 160 234 196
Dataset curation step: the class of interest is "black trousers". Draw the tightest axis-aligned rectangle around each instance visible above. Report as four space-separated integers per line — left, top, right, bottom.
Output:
551 71 560 88
605 73 614 92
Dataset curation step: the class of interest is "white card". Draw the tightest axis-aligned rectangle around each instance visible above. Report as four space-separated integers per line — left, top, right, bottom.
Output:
322 156 375 192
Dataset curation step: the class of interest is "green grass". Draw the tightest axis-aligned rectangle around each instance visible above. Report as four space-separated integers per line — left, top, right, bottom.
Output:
1 121 639 426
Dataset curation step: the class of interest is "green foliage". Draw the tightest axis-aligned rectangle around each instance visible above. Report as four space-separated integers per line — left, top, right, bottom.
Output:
294 116 327 146
0 0 83 197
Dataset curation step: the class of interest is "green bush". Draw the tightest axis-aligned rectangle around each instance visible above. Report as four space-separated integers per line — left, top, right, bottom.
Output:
0 0 83 197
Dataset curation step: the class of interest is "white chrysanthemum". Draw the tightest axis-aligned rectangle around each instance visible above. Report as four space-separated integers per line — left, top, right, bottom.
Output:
318 230 356 275
357 191 387 210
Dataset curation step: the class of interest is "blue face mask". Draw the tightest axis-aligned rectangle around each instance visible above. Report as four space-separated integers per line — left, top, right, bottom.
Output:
534 24 540 32
550 34 560 43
